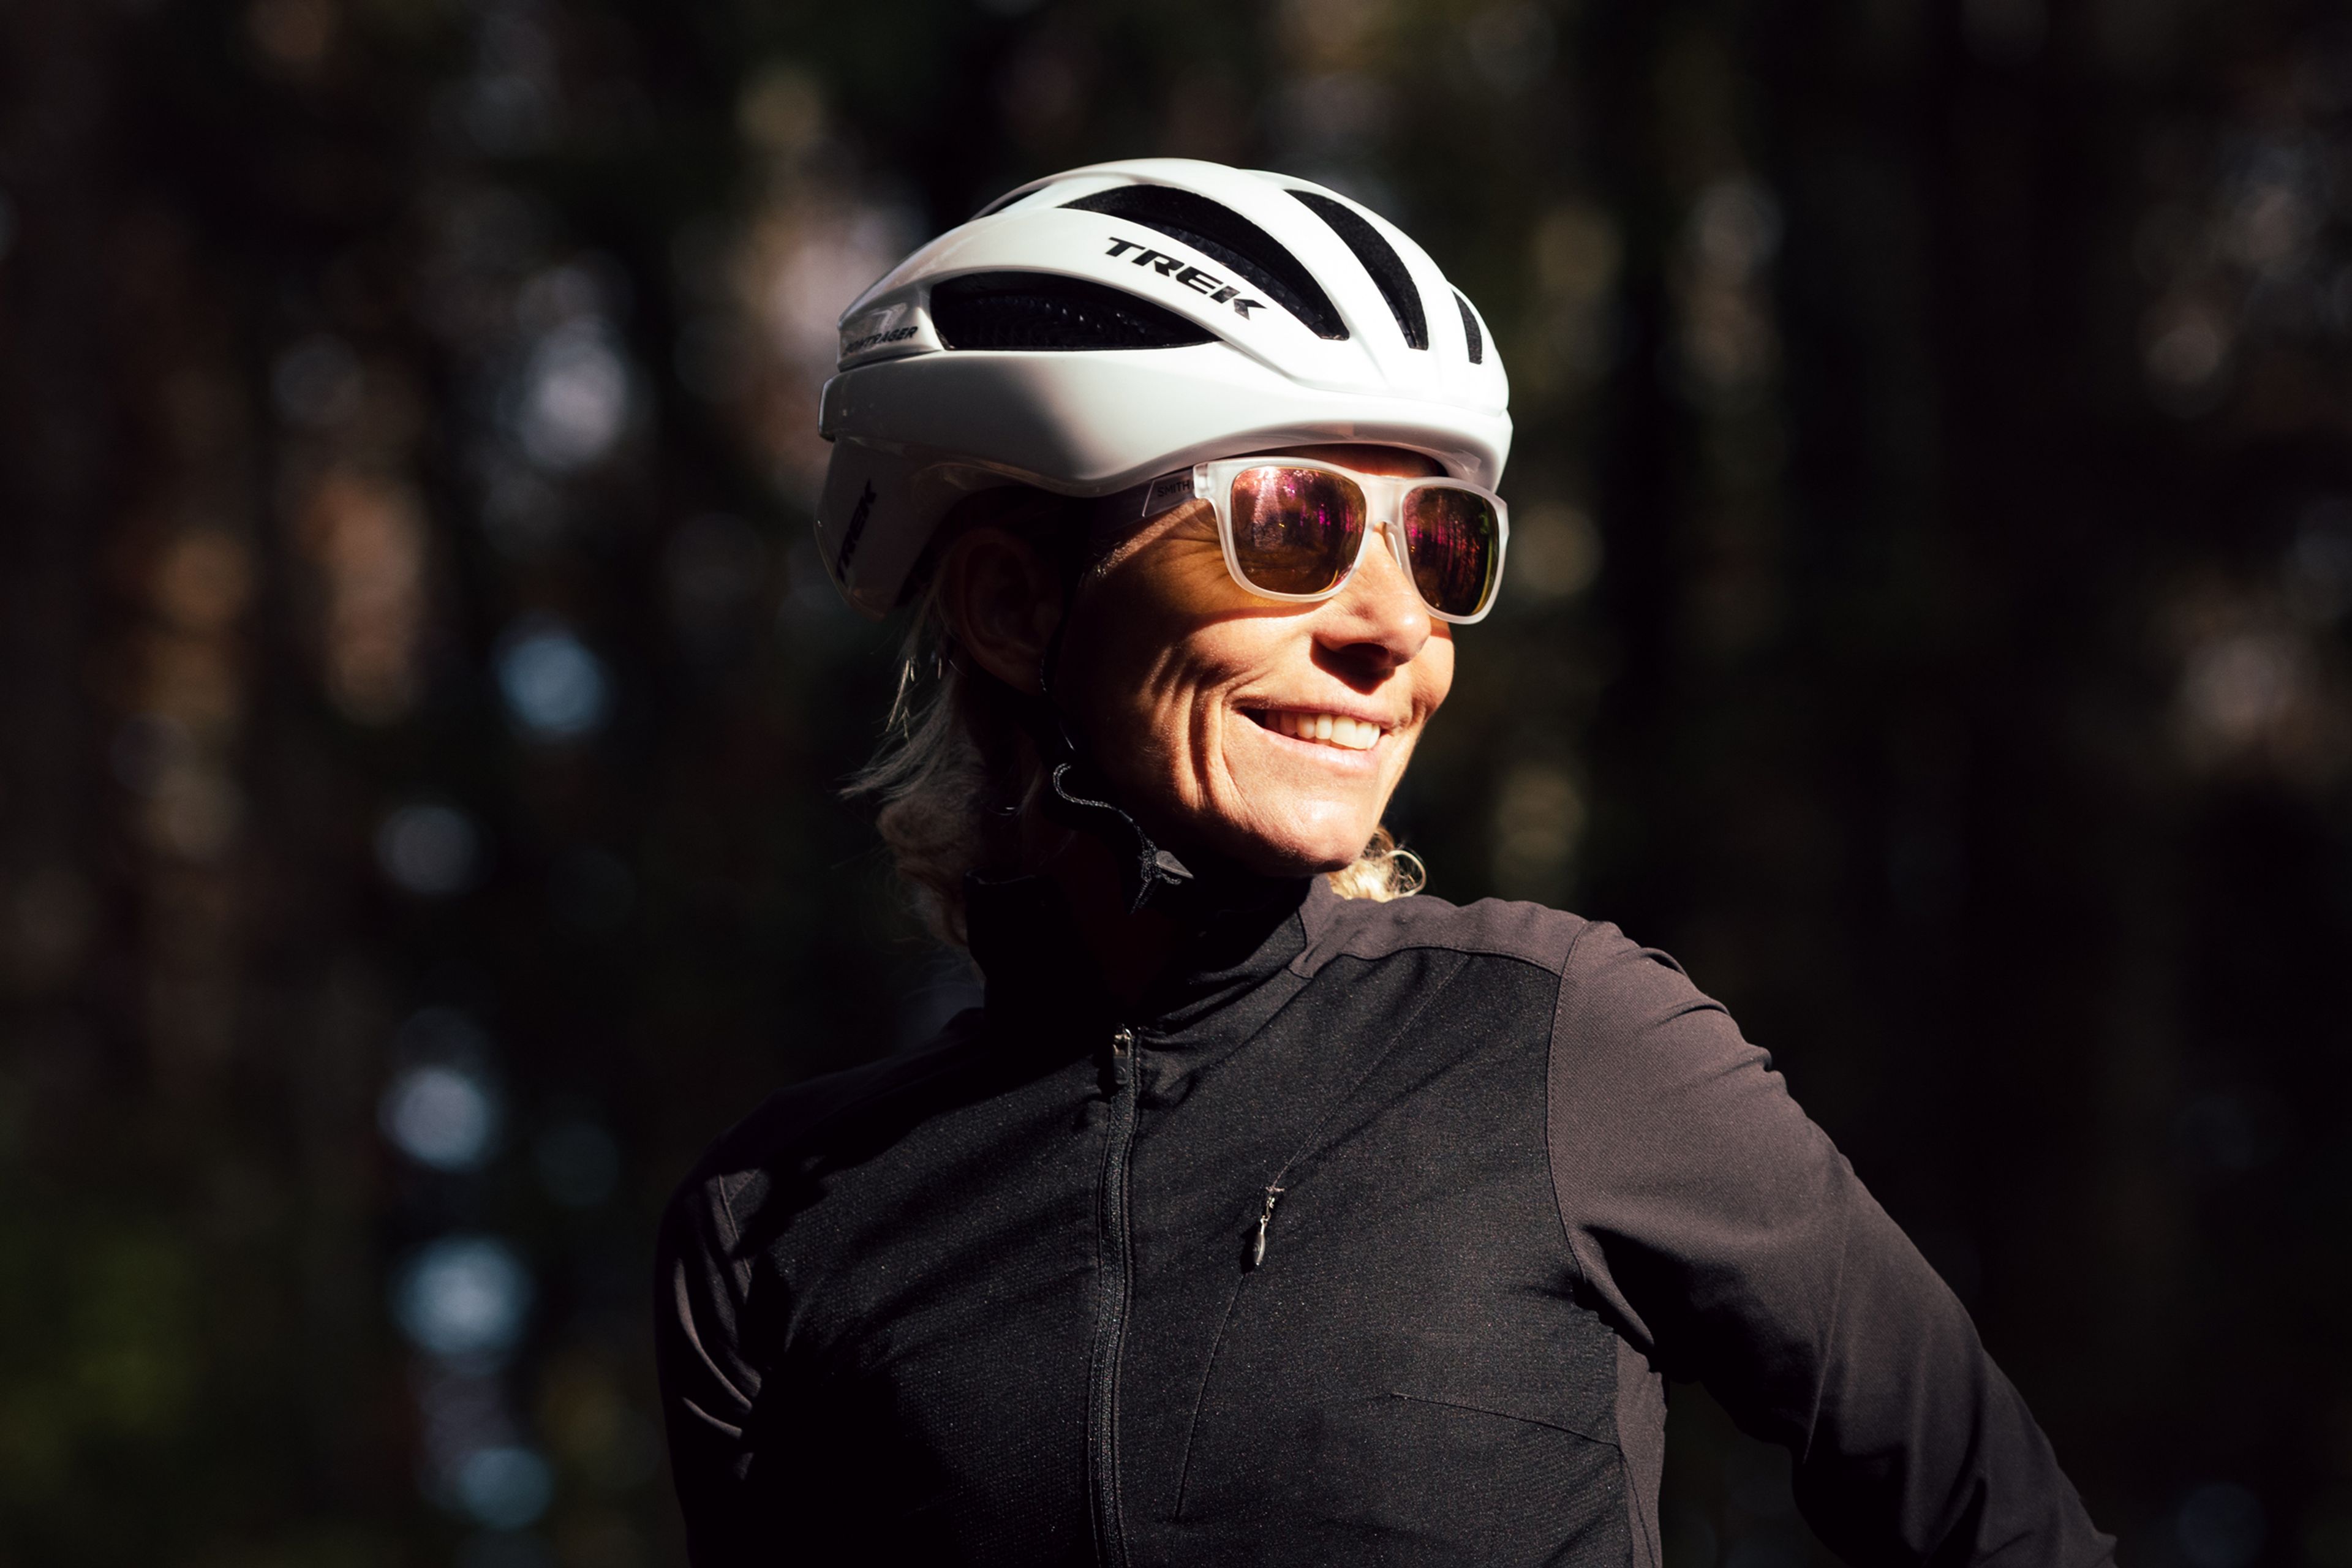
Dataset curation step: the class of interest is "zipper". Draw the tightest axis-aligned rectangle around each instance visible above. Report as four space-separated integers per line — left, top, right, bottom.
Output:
1246 1185 1284 1270
1088 1025 1140 1567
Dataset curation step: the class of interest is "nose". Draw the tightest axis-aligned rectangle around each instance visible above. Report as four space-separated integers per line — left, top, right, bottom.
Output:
1313 518 1431 680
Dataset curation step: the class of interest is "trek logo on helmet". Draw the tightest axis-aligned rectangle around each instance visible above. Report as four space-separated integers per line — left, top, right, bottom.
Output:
1102 237 1264 318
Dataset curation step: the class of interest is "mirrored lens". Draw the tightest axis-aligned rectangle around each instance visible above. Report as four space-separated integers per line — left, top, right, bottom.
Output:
1227 467 1367 596
1401 486 1500 617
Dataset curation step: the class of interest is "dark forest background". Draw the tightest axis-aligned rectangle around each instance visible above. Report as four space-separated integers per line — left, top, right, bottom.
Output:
3 0 2350 1563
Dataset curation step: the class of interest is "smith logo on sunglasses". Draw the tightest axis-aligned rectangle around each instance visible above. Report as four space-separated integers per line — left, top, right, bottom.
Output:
1102 237 1265 319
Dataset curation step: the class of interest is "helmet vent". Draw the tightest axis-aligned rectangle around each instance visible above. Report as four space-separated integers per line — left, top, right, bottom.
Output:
1061 185 1349 341
1455 292 1484 364
930 271 1215 351
972 184 1037 221
1289 190 1429 351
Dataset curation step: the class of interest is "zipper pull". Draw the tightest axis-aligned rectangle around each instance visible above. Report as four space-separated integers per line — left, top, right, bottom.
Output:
1104 1026 1136 1094
1247 1186 1284 1270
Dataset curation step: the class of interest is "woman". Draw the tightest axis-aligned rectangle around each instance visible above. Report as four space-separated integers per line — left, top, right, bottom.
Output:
657 159 2111 1567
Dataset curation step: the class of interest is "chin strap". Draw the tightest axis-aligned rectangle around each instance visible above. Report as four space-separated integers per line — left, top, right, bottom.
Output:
1042 753 1197 917
1008 636 1196 917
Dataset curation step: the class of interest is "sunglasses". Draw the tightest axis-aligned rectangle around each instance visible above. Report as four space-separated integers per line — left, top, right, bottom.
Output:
1134 458 1510 624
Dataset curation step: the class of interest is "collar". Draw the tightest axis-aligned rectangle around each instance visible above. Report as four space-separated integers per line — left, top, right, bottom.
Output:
964 869 1319 1050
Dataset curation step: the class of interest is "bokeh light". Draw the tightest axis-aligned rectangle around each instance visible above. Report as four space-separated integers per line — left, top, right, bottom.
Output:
1490 761 1584 901
271 334 364 428
393 1237 534 1361
380 1065 504 1173
513 322 632 471
1505 504 1602 603
377 804 484 897
494 620 609 741
454 1446 556 1530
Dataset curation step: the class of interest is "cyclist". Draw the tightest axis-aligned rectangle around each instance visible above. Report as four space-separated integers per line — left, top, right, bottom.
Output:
656 157 2112 1567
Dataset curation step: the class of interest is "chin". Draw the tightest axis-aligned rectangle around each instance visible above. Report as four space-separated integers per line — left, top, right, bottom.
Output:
1204 804 1379 878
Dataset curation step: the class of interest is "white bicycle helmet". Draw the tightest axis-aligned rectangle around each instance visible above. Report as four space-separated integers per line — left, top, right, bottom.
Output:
813 157 1512 617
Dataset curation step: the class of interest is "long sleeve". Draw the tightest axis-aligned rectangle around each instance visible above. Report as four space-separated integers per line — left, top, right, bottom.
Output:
653 1169 764 1567
1546 921 2114 1568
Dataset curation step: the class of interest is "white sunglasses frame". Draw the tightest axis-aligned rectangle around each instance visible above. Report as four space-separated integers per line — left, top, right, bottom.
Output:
1172 456 1512 625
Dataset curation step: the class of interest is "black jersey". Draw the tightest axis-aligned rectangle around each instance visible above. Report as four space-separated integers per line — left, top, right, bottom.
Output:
655 873 2112 1567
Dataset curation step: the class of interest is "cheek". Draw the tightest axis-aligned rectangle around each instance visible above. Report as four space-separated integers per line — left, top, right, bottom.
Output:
1117 628 1267 764
1068 551 1265 747
1414 635 1455 717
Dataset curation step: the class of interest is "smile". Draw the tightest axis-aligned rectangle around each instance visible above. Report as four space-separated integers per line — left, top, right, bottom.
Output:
1249 708 1387 752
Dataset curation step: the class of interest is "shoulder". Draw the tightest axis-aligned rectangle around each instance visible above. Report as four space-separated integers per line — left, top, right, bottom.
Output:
1298 888 1721 1025
1297 886 1735 1057
1296 886 1706 994
661 1012 987 1248
1544 922 1784 1155
1293 883 1594 978
1293 885 1716 1006
1547 921 1735 1055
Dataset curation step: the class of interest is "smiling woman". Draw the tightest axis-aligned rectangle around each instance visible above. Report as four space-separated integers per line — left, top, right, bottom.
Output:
656 158 2111 1568
1041 445 1461 871
851 446 1450 946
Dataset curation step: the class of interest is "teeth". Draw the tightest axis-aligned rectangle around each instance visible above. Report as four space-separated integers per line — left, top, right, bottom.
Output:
1265 710 1382 750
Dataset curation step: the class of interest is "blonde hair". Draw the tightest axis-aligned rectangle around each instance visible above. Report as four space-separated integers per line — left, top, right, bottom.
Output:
845 488 1423 947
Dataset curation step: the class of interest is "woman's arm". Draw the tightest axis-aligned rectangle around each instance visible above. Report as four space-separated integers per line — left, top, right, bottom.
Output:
654 1169 765 1567
1547 921 2113 1568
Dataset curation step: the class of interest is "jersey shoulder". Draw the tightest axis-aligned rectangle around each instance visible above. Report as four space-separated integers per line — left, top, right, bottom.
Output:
1294 884 1593 978
666 1011 987 1231
1297 887 1716 1034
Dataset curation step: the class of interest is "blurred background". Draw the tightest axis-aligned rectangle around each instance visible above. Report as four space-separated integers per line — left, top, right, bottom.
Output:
2 0 2348 1562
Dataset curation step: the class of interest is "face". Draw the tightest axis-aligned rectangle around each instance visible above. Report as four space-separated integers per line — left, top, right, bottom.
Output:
1056 444 1453 876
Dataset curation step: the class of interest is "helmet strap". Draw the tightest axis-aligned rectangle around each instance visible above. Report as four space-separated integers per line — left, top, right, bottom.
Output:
1016 618 1197 918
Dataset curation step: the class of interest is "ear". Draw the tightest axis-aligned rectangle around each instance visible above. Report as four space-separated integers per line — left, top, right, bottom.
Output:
937 527 1065 693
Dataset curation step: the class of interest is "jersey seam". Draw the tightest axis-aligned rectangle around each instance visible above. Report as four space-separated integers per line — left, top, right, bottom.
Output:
1621 1449 1660 1568
1381 1390 1621 1447
1168 954 1466 1519
1547 918 1664 1568
1797 1167 1858 1468
1261 948 1473 1191
713 1172 754 1304
1292 937 1576 980
1543 919 1607 1305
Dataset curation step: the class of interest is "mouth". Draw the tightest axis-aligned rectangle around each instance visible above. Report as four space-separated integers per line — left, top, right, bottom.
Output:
1246 707 1390 753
